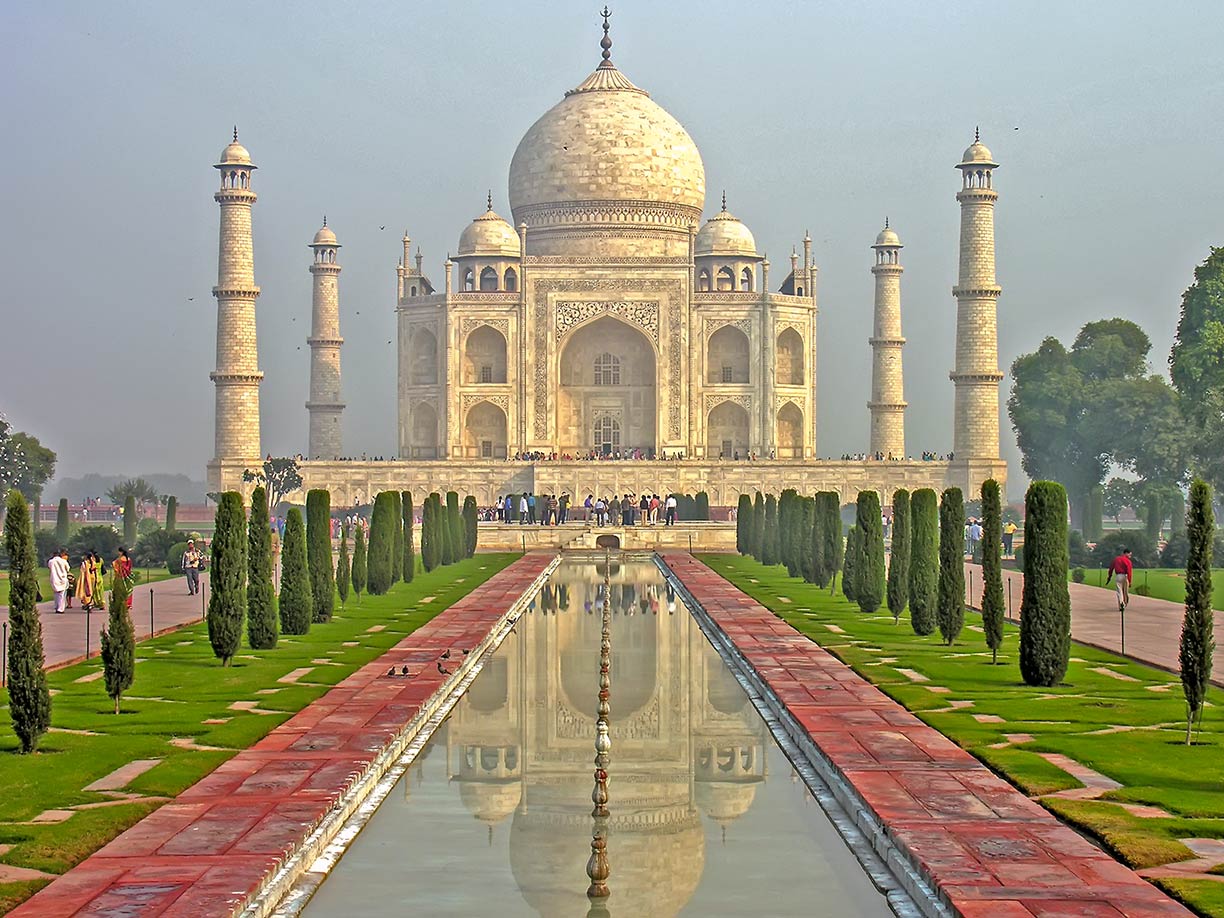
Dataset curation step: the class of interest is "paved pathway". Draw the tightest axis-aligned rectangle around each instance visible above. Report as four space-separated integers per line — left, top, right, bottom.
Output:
963 562 1224 685
665 552 1192 917
0 573 209 674
9 553 554 918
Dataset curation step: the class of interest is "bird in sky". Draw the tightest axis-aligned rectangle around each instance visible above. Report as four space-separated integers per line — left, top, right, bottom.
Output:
187 297 194 301
379 225 386 230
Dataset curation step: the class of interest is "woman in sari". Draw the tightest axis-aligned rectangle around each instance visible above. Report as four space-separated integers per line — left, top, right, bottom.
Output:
75 552 97 610
113 547 134 609
94 552 108 609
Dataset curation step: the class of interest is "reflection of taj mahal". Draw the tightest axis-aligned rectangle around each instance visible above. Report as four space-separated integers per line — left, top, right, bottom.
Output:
206 13 1007 504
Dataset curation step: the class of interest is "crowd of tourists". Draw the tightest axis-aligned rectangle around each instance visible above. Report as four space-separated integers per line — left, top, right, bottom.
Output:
492 493 680 526
46 546 141 614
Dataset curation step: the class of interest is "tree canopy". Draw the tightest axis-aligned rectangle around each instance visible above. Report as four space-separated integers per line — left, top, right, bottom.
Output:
106 477 158 506
242 457 303 510
1170 247 1224 494
0 418 56 502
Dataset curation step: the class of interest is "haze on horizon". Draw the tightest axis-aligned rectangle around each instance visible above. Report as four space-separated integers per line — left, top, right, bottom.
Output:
3 0 1221 492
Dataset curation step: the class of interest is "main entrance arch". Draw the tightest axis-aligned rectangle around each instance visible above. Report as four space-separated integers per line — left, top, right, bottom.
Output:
558 316 656 457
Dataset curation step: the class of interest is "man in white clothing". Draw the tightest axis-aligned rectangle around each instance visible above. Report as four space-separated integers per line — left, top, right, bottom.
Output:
49 549 71 613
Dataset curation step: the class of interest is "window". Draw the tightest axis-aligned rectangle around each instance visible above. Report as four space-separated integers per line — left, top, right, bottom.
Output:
716 267 735 291
463 268 475 291
593 352 621 386
594 416 621 454
721 365 733 383
504 267 517 292
479 267 498 291
481 440 493 458
741 267 753 292
698 268 711 292
480 365 493 383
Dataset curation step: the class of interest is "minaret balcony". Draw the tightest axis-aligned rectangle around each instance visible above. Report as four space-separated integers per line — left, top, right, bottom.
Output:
950 285 1001 298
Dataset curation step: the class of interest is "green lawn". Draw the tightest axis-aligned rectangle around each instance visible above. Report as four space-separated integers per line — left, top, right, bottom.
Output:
0 568 174 608
700 554 1224 918
1073 567 1224 610
0 554 518 915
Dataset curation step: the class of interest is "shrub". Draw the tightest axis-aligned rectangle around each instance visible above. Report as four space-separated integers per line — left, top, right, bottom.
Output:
908 489 939 635
279 508 312 634
34 529 61 565
56 498 69 541
351 524 367 600
695 491 710 521
736 494 752 555
390 491 403 583
4 490 52 752
133 528 182 568
66 525 120 565
1180 482 1215 744
100 572 135 713
167 541 189 574
1068 530 1091 567
247 486 277 650
446 492 463 566
165 495 177 532
1090 531 1157 569
981 480 1005 664
937 488 966 645
206 492 247 666
306 489 335 623
463 495 478 558
855 491 885 614
123 496 137 546
137 517 160 538
367 492 396 595
1072 567 1086 583
1020 481 1071 687
402 492 415 582
1160 531 1190 569
887 489 910 624
336 522 351 608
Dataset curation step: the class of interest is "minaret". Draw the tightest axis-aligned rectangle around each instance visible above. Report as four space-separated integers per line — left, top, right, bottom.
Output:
209 129 263 484
869 219 906 459
951 129 1003 460
307 218 344 459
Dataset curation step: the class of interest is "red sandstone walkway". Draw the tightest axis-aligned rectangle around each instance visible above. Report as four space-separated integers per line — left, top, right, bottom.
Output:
0 573 211 673
664 552 1192 918
963 562 1224 685
9 553 555 918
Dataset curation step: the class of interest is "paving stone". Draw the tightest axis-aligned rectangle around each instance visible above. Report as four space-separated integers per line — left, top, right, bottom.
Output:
1091 667 1140 683
973 714 1005 723
84 759 163 793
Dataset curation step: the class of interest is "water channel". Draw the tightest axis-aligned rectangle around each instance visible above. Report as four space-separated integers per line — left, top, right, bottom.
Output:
299 558 895 917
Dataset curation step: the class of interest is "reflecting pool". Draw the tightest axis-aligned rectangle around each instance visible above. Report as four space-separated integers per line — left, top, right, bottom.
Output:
301 559 893 917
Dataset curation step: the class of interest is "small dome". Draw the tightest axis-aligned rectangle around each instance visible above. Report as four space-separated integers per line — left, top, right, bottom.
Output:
695 206 757 258
874 225 900 247
458 780 521 825
959 139 996 167
695 781 760 824
218 140 252 166
458 207 521 258
312 224 337 246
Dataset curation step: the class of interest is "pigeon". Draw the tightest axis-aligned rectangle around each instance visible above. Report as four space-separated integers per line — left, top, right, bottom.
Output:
400 664 410 676
436 661 449 675
440 649 451 660
462 648 470 655
386 666 396 677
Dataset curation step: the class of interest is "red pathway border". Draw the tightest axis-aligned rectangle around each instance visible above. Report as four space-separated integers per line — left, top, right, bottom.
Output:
10 553 556 918
661 552 1193 918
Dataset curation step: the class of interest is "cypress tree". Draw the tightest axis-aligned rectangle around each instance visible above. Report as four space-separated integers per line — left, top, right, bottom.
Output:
279 507 312 634
390 491 404 583
402 491 415 582
809 494 826 585
736 494 752 554
247 486 277 649
1179 478 1215 745
784 489 804 577
100 571 135 713
842 526 859 602
980 479 1005 663
207 492 247 665
855 491 885 614
438 492 455 566
421 493 441 572
4 490 51 752
799 497 816 582
306 489 335 623
1143 489 1163 548
367 492 395 595
762 495 779 566
908 488 939 636
351 523 367 601
1019 481 1071 687
695 491 710 521
446 491 464 566
887 489 911 625
777 490 792 573
123 495 137 546
336 522 351 608
55 498 69 542
821 493 844 593
937 488 966 645
751 492 765 560
463 495 478 558
165 495 177 532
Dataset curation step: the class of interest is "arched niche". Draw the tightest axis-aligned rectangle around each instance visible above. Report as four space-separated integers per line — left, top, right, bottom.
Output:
411 401 438 459
410 329 438 385
464 400 508 459
775 327 804 386
707 400 750 459
463 325 508 384
707 325 750 384
776 402 804 458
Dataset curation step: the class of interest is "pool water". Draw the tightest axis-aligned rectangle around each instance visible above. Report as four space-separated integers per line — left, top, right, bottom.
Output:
301 559 893 917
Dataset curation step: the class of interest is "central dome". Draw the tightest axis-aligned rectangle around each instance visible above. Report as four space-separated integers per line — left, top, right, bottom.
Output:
508 51 705 257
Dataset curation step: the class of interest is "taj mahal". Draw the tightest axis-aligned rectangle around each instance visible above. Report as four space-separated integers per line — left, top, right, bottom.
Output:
206 12 1007 507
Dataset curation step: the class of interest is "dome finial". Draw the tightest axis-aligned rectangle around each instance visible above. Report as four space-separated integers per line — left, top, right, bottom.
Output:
975 125 980 142
721 189 726 211
884 216 889 229
599 6 613 65
323 214 327 227
487 189 493 211
233 125 238 142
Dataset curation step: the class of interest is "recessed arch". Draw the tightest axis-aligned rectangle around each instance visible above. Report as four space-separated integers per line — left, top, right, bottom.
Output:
410 401 438 459
707 325 750 384
479 266 498 291
707 400 750 459
503 267 517 292
410 328 438 385
740 266 754 292
776 327 804 386
716 266 735 292
464 400 508 459
463 325 508 384
776 401 804 458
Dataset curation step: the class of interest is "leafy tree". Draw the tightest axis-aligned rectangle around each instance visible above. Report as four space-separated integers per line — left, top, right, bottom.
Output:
351 523 367 601
841 525 859 602
752 492 765 561
336 522 351 608
242 457 303 510
55 498 69 542
463 495 478 558
107 477 157 506
67 525 120 564
695 491 710 521
447 492 464 566
278 507 312 634
133 527 184 568
421 493 441 572
3 490 51 752
937 488 966 645
980 480 1005 663
1170 247 1224 494
908 488 939 636
247 486 277 649
1179 479 1215 745
1102 478 1135 526
367 492 396 594
887 489 910 625
1019 482 1071 687
100 572 135 713
854 491 885 613
123 495 137 546
306 489 335 623
401 492 415 582
165 495 177 532
206 492 247 665
390 491 403 583
736 494 752 555
0 420 56 504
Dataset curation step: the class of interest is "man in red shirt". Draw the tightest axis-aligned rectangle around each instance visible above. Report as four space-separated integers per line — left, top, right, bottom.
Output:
1105 547 1133 612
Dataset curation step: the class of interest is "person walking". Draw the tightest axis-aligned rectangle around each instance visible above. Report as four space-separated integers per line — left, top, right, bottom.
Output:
113 547 134 610
519 493 529 525
559 493 570 524
968 518 983 558
49 548 71 613
182 539 203 595
665 493 678 526
1002 520 1017 557
527 493 537 524
1105 547 1133 613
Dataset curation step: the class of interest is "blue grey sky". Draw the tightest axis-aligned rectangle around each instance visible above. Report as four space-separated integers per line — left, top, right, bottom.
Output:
3 0 1221 485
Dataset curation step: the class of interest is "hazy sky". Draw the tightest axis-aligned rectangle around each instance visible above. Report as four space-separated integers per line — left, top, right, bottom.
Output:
3 0 1222 486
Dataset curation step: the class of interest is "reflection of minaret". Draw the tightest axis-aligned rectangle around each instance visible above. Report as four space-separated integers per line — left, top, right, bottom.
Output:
869 219 906 459
307 218 344 459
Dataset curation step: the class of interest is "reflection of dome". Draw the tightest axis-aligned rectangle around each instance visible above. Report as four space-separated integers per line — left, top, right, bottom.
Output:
458 780 521 825
706 664 749 715
458 206 521 258
509 807 704 918
695 781 760 824
695 204 757 257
